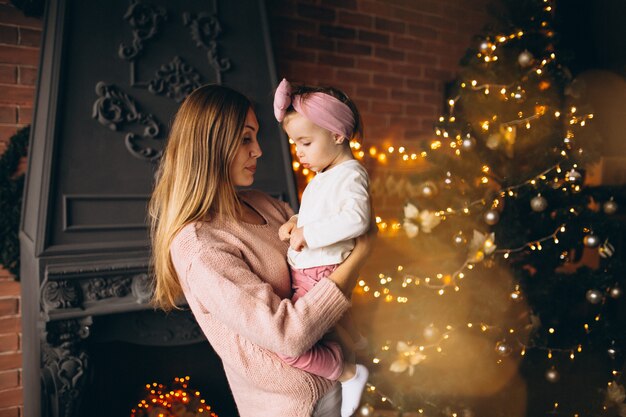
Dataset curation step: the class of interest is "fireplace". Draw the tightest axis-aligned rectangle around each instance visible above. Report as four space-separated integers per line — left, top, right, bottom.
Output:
20 0 296 416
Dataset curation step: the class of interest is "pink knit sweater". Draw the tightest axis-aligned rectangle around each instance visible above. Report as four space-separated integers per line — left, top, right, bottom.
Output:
170 190 351 416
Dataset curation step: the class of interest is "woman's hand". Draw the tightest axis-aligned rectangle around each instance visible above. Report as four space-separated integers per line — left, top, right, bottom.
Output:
328 209 377 297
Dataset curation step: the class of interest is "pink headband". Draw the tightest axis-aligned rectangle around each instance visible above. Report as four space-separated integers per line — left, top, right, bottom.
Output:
273 78 355 139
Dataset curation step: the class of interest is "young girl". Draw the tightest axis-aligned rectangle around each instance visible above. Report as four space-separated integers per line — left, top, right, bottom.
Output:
274 78 370 417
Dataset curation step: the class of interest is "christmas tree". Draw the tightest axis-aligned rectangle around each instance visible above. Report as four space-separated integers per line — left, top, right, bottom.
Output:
353 1 626 416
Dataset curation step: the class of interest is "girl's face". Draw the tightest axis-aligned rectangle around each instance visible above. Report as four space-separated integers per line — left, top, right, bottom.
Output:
230 109 262 187
283 112 345 173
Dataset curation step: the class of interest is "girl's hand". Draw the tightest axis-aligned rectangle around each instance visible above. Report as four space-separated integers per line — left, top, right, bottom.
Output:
289 227 307 251
278 219 297 241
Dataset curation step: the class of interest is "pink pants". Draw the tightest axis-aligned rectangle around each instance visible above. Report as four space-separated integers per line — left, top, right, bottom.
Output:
278 264 344 380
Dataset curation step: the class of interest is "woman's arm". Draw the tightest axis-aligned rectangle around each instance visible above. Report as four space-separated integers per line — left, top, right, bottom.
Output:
325 217 376 297
180 242 350 357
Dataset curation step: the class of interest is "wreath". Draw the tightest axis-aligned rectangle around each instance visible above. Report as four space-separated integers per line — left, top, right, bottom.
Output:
0 126 29 280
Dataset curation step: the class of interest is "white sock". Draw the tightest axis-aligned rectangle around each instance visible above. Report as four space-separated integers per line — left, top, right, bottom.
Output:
340 364 369 417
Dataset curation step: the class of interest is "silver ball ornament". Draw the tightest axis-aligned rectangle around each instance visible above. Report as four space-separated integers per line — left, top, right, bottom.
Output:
359 404 374 416
495 340 512 356
484 209 500 225
610 286 622 299
530 194 548 212
423 325 440 341
545 367 560 383
453 231 467 247
420 181 438 198
603 199 618 215
518 50 534 67
583 233 600 248
586 289 603 304
462 135 476 151
486 133 501 150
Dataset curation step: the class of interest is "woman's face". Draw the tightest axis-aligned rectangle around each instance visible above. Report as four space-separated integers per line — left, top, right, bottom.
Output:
230 109 262 187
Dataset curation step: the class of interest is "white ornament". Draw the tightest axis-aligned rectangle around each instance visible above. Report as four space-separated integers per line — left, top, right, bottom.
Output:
403 220 419 238
483 209 500 225
586 289 603 304
545 367 560 383
467 230 497 263
389 341 426 376
518 50 534 67
604 199 618 215
404 202 419 220
530 194 548 212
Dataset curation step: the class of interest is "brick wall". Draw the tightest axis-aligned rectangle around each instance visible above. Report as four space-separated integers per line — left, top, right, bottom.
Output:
266 0 494 214
0 0 494 412
0 0 41 414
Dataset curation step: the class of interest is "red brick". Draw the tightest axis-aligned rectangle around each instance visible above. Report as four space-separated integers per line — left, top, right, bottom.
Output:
297 34 334 51
287 63 334 83
391 63 424 77
335 69 370 85
406 51 438 66
407 24 438 40
0 64 15 83
360 1 395 18
0 387 22 408
392 7 426 24
337 11 372 28
320 0 357 9
406 78 438 91
356 57 389 72
0 105 15 124
0 282 19 298
0 353 21 372
373 74 404 88
0 85 35 105
16 106 30 124
336 41 371 56
392 35 421 50
297 4 335 22
371 101 403 114
0 406 19 417
0 25 17 44
390 89 422 103
375 17 406 34
0 45 39 66
17 66 36 85
0 318 19 335
0 300 17 317
356 86 389 100
319 24 355 39
318 52 354 68
0 4 42 28
0 371 18 390
0 335 18 353
374 46 405 61
406 103 438 115
358 30 389 45
17 27 40 47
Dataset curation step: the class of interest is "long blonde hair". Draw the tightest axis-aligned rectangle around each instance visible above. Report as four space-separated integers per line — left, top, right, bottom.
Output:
149 84 252 311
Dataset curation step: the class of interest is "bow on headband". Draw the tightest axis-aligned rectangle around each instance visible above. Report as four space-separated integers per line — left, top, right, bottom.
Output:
273 78 355 139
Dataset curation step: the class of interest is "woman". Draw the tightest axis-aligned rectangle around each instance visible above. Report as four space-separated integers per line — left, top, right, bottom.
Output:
149 84 374 417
